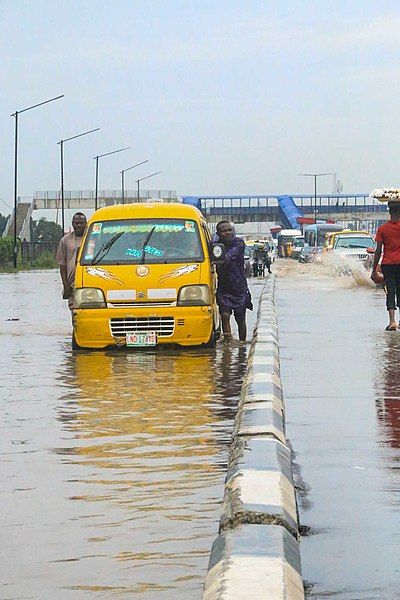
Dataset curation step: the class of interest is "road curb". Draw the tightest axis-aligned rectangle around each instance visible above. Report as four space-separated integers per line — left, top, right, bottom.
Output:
202 274 304 599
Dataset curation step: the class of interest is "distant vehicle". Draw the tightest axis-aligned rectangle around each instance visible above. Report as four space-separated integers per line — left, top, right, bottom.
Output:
310 246 324 263
324 230 376 267
252 242 270 277
253 256 265 276
290 236 305 259
298 244 314 263
304 223 342 248
277 229 302 257
245 238 275 267
244 244 253 277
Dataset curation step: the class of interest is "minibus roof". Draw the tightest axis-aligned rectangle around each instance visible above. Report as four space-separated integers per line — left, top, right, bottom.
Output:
304 223 340 232
88 202 203 223
278 229 302 236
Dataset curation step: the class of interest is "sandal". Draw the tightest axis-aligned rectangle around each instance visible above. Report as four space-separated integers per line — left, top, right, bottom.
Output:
385 325 397 331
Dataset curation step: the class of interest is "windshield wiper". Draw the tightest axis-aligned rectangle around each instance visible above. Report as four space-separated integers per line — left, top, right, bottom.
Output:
348 244 369 249
91 232 125 265
141 227 156 264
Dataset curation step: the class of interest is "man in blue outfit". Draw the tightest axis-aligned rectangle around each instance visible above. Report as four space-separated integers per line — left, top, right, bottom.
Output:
214 220 253 344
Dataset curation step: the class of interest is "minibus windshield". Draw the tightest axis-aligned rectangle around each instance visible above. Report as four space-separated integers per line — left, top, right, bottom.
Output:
335 236 375 249
80 218 204 265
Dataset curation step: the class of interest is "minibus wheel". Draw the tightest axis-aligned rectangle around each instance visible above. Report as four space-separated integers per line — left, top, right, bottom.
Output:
72 331 81 350
204 328 218 348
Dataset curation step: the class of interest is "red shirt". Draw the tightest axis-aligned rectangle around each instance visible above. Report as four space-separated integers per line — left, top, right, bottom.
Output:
375 220 400 264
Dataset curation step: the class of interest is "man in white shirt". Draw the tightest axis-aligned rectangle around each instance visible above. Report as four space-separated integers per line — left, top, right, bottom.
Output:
56 212 87 309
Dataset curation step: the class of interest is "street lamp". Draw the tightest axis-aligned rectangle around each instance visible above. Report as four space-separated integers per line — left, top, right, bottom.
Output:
94 146 130 210
299 172 332 230
58 127 100 233
121 160 149 204
136 171 162 202
11 94 64 268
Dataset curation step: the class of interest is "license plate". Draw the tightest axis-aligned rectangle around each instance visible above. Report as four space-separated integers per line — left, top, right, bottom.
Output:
126 331 157 347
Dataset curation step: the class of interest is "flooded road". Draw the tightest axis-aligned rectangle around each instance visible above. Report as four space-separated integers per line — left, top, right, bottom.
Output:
0 269 262 599
277 260 400 599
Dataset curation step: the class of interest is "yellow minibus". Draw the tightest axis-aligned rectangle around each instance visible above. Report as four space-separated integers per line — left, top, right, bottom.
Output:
72 203 220 349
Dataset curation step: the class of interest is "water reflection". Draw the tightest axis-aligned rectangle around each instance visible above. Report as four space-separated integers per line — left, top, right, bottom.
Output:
213 345 248 423
374 334 400 451
51 345 250 597
1 269 258 599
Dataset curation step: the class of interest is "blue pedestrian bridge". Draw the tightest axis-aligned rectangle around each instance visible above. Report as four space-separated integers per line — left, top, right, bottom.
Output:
181 194 387 230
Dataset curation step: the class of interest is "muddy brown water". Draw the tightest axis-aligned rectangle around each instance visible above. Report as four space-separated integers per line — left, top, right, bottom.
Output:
0 269 263 599
278 259 400 599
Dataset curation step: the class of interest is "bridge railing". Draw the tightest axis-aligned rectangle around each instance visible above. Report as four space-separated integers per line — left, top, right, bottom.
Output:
34 190 177 200
195 194 390 215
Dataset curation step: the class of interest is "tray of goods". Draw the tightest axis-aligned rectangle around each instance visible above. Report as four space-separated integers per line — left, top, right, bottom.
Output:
370 188 400 203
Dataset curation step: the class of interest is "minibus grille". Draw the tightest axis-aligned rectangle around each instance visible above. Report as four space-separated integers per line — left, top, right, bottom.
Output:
345 253 367 260
108 301 174 308
110 317 175 337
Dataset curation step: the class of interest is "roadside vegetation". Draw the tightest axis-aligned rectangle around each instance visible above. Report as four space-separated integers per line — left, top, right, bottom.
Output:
0 217 61 272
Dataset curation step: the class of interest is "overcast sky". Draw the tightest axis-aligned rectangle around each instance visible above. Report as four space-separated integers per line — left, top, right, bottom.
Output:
1 0 400 216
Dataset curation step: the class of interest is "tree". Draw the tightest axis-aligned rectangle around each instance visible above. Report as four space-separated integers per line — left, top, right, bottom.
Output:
32 218 63 243
0 213 9 236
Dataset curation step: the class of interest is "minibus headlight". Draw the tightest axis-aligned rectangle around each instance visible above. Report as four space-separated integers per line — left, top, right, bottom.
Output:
73 288 106 309
177 285 211 306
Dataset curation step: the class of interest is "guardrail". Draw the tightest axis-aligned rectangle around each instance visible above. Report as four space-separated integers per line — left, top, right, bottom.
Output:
34 190 177 200
21 241 58 263
206 204 387 216
197 194 381 210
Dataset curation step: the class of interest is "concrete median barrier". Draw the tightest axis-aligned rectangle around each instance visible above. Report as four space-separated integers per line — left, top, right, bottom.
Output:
220 436 299 538
233 401 286 444
202 274 304 599
203 525 304 600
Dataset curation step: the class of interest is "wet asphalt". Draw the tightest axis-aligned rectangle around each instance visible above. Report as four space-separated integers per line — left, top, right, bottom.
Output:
0 268 263 599
2 261 399 599
277 259 400 599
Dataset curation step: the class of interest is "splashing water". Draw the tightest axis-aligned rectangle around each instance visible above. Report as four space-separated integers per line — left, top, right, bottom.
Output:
322 253 375 288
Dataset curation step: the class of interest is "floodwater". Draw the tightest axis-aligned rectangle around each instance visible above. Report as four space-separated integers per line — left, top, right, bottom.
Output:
0 269 261 599
278 259 400 599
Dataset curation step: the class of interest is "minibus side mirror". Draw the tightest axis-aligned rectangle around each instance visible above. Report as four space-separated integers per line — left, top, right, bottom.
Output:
210 243 225 263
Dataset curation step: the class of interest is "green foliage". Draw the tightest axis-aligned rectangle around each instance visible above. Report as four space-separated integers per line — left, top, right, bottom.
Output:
30 251 58 269
0 213 9 236
0 237 14 266
32 218 63 243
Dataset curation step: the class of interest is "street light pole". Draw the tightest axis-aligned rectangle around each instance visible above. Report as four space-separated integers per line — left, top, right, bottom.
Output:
13 111 18 269
313 175 317 224
94 146 130 210
60 139 64 230
95 155 99 211
136 171 162 202
120 160 149 204
58 127 100 233
299 172 332 235
11 94 64 268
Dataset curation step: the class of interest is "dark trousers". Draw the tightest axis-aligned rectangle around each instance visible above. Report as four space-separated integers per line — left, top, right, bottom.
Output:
381 264 400 310
264 257 271 273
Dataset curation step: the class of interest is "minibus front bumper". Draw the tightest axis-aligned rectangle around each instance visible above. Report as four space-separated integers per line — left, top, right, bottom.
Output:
72 305 215 348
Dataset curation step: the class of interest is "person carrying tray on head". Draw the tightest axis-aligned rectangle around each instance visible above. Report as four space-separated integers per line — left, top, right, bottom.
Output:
371 202 400 331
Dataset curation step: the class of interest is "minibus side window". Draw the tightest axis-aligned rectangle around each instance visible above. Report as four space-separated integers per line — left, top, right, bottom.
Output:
201 222 212 244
